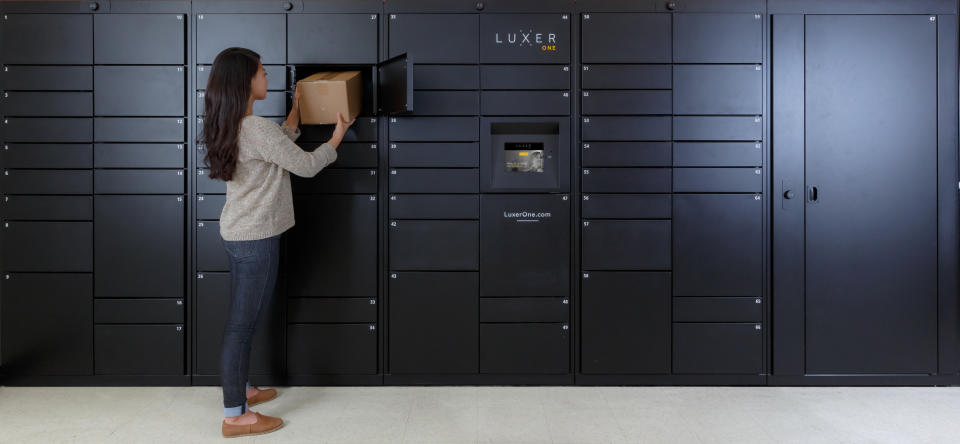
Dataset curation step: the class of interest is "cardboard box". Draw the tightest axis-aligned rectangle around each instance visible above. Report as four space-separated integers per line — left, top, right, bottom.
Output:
297 71 363 125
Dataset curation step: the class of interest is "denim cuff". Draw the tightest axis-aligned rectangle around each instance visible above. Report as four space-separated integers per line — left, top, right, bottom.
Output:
246 381 252 391
224 400 249 418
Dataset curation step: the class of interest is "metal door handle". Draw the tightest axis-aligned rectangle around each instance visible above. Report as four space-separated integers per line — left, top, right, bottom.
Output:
807 186 819 203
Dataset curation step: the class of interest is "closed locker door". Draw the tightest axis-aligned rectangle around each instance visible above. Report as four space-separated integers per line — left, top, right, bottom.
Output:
389 220 479 271
388 14 478 64
389 272 478 374
94 14 185 64
286 195 377 297
288 14 378 64
480 323 569 374
287 324 377 375
196 14 286 64
479 14 570 64
197 221 229 271
1 66 92 91
1 14 92 64
581 13 670 63
3 222 92 272
94 196 184 298
95 325 184 375
1 274 93 375
581 220 671 271
95 67 185 116
674 13 763 63
803 15 938 374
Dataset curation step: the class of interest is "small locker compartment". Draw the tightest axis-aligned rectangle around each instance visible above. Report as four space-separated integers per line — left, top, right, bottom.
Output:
3 222 92 272
673 297 762 323
2 118 92 143
389 220 479 271
0 144 92 169
1 273 92 375
481 91 570 116
95 67 185 117
673 323 763 374
479 14 570 64
581 90 671 116
1 66 92 91
581 142 671 167
94 299 184 324
94 14 185 65
196 14 286 64
94 170 185 194
314 142 378 168
479 298 568 323
414 65 479 90
581 13 671 63
480 65 570 90
389 117 479 142
673 142 762 167
288 324 377 375
94 144 185 169
197 168 227 194
197 65 286 91
291 169 378 194
95 118 185 143
581 168 671 193
1 14 92 64
674 13 763 63
1 196 93 221
196 221 229 271
480 119 570 193
389 271 478 374
673 168 762 193
479 194 570 297
195 272 282 376
199 91 285 117
288 298 377 324
389 194 479 220
288 14 378 64
581 194 671 220
412 91 479 116
388 142 479 168
674 194 762 297
480 323 569 374
582 116 671 142
580 65 671 90
674 65 763 115
0 92 92 117
94 196 184 298
286 195 377 297
301 116 379 142
581 220 671 271
673 116 762 141
1 170 92 195
581 271 670 374
95 325 184 375
196 194 226 220
389 14 479 64
389 168 478 194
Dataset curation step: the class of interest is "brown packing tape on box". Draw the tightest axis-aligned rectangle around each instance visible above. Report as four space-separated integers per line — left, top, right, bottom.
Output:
297 71 363 125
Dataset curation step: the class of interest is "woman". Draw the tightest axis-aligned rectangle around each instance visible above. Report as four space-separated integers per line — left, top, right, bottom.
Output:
202 47 355 438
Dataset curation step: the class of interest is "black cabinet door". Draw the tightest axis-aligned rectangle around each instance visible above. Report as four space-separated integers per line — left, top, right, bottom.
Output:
95 118 185 143
197 168 227 194
1 273 92 376
673 116 762 142
479 298 568 323
286 195 377 297
94 170 186 194
581 13 670 63
581 272 670 374
581 142 672 168
288 298 377 324
411 91 480 116
480 323 568 374
196 194 225 220
582 117 671 142
288 14 378 64
94 299 184 324
1 66 92 91
198 91 285 117
481 91 570 116
299 117 379 142
1 170 92 195
2 118 93 143
95 325 184 375
95 67 185 117
581 65 671 90
581 90 671 116
673 168 762 193
389 272 478 374
389 220 479 271
389 168 479 194
196 14 286 64
389 117 479 142
94 14 185 64
674 65 762 115
389 194 479 220
197 64 286 91
480 195 569 297
197 221 229 271
413 66 479 90
479 14 570 64
93 144 185 169
94 196 184 298
673 142 763 167
581 194 671 220
195 272 282 376
673 323 762 374
389 14 478 64
388 142 479 168
288 324 377 375
321 142 378 168
481 65 570 90
1 196 93 221
581 220 670 271
0 92 92 117
674 13 762 63
1 14 92 64
3 222 92 272
581 168 671 193
290 169 378 194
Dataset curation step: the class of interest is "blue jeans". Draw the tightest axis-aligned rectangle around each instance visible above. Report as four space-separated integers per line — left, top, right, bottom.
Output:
220 234 280 417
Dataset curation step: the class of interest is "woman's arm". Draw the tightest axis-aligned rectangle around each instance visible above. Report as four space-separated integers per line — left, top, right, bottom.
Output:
283 85 301 137
253 119 337 178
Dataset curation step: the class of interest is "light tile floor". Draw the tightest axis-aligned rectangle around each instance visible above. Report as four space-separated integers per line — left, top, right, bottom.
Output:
2 385 959 443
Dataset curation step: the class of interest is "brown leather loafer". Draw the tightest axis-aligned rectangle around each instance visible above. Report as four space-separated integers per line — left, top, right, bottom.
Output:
222 412 284 438
246 387 278 407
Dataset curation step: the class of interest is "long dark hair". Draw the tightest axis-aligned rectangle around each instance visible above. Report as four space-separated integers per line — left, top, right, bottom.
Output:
203 47 261 181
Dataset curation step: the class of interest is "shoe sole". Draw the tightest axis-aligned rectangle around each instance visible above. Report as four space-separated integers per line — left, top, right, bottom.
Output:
222 421 285 439
246 390 278 407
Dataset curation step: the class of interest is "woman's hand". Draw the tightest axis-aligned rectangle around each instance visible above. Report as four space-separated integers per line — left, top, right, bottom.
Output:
327 112 356 149
283 84 301 132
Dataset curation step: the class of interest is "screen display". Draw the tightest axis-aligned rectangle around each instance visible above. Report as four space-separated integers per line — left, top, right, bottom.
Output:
504 142 544 173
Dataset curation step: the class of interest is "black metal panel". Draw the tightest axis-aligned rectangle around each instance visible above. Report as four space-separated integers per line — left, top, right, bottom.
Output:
196 193 225 220
581 13 670 64
315 142 378 168
937 14 960 375
581 220 670 271
388 271 478 374
288 298 377 323
673 116 762 141
581 168 671 193
388 14 478 64
94 299 184 324
388 142 478 168
286 195 377 297
581 90 670 116
95 67 185 117
389 194 479 219
1 170 92 195
196 220 228 271
413 65 479 90
581 271 670 374
95 118 185 143
581 142 671 167
389 117 478 142
674 65 762 115
94 170 185 194
1 92 92 117
0 144 93 169
1 66 92 91
287 324 377 374
196 168 226 194
673 142 762 167
93 144 185 168
1 273 92 376
480 194 569 297
481 91 570 116
1 196 93 221
673 323 762 374
674 13 762 63
581 194 671 220
768 0 955 14
581 116 670 141
299 117 379 142
480 323 568 374
197 64 286 91
94 195 184 298
199 91 285 117
95 325 184 375
2 118 92 143
389 168 479 193
196 14 286 64
479 14 570 64
290 168 378 194
479 298 568 323
480 65 570 90
288 13 378 64
94 14 186 64
411 91 479 116
673 297 762 323
672 168 762 193
389 220 479 270
0 14 92 64
580 65 671 90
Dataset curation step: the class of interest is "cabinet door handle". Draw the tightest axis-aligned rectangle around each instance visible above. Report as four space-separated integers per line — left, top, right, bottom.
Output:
807 186 819 203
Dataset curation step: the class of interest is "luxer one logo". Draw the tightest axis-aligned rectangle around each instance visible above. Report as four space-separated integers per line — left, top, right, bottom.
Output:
495 29 558 52
503 211 553 223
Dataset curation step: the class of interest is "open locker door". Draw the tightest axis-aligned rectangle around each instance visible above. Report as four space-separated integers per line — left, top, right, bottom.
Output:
377 53 413 114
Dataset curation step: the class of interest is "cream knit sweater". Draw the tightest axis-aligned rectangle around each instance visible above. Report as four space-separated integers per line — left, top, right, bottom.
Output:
219 115 338 241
